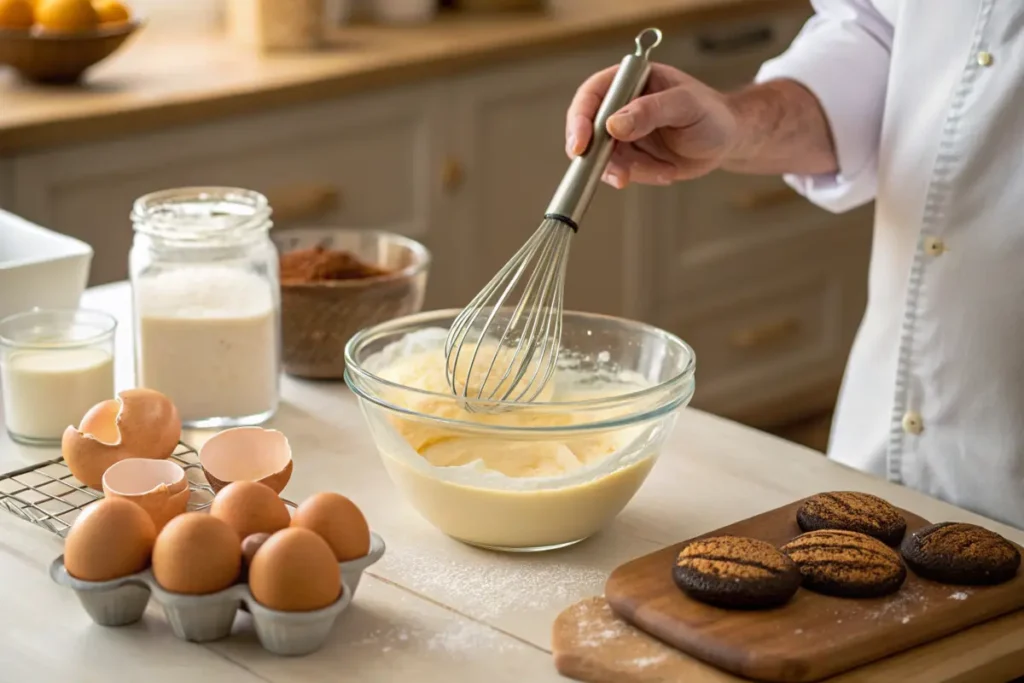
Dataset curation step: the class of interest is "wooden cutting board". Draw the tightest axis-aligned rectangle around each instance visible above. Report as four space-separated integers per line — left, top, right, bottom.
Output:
552 597 1024 683
603 500 1024 683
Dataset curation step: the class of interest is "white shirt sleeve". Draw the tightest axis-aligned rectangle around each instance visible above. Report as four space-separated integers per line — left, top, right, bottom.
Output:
755 0 894 213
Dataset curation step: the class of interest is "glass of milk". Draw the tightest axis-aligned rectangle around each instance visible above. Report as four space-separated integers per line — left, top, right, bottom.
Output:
0 309 116 446
129 187 281 429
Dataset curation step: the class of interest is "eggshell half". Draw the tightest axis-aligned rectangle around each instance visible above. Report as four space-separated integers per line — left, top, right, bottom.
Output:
63 389 182 490
199 427 293 494
102 458 190 532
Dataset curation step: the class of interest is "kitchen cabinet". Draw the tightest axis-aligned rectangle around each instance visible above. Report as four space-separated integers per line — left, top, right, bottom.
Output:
447 43 638 317
3 4 873 428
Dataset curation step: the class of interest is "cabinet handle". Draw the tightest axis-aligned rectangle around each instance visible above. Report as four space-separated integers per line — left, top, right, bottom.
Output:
266 184 341 225
697 25 773 54
731 185 802 211
441 158 465 194
731 316 801 349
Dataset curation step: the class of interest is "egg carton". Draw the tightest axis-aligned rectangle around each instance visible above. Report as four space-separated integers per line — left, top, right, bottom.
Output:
49 532 385 656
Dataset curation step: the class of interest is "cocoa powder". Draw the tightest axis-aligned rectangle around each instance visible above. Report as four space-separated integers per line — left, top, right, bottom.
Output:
280 246 390 284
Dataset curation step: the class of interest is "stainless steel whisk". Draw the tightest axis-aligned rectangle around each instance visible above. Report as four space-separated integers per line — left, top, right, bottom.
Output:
444 27 663 410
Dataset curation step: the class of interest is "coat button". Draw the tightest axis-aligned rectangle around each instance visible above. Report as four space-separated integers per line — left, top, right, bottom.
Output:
923 236 946 256
977 51 994 66
902 411 924 435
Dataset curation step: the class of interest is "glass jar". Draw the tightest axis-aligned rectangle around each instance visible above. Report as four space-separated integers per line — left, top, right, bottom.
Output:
129 187 281 428
0 308 116 446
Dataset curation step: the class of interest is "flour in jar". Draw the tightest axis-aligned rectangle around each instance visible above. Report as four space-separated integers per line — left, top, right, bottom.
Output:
134 266 279 425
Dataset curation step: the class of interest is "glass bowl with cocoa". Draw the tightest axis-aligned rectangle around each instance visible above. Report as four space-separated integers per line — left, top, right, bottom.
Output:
273 228 430 379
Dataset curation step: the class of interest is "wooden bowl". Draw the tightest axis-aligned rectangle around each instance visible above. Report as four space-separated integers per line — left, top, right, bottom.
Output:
0 19 142 84
272 228 431 380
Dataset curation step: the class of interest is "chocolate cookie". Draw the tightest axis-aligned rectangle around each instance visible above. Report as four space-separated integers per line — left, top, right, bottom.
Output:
672 535 802 609
796 491 907 546
782 529 907 598
900 522 1021 586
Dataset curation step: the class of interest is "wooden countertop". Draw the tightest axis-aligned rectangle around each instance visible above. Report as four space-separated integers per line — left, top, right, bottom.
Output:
0 0 802 154
1 281 1022 682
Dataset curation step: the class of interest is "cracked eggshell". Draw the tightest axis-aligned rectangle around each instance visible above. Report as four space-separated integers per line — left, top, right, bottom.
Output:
62 389 182 490
199 427 293 494
102 458 190 532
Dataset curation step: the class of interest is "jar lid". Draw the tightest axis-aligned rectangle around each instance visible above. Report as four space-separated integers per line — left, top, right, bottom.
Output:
131 187 271 244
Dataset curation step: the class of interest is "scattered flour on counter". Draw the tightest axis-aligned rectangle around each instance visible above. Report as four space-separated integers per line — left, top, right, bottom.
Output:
901 616 912 624
351 618 516 658
378 545 609 619
949 591 971 601
793 629 804 635
427 620 518 655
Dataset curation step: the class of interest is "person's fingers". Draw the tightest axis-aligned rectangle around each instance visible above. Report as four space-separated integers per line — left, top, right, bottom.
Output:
566 66 618 157
606 87 702 142
602 144 678 189
612 144 677 185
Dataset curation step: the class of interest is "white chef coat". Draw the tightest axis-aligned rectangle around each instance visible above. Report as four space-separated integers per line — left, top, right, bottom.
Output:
755 0 1024 529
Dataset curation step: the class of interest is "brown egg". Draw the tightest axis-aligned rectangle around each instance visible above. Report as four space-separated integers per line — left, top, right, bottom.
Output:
291 492 370 561
64 498 156 582
63 388 182 489
152 513 241 595
249 528 341 612
209 481 291 541
241 532 271 569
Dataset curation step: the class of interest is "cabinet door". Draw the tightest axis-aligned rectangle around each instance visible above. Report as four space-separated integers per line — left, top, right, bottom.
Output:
447 45 643 318
644 8 873 425
11 86 457 308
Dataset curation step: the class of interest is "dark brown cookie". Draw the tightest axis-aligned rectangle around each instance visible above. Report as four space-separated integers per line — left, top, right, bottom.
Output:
782 529 907 598
900 522 1021 586
796 491 907 546
672 535 802 609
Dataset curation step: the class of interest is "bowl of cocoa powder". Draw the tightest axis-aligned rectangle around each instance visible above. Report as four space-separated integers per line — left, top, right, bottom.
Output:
273 228 430 379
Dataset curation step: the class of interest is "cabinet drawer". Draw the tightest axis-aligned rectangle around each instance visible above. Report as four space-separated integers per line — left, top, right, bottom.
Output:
657 204 873 306
664 10 808 79
658 265 851 421
12 88 441 287
660 173 838 274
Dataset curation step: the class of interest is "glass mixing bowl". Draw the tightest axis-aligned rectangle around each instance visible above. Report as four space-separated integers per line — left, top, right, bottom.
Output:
344 309 696 552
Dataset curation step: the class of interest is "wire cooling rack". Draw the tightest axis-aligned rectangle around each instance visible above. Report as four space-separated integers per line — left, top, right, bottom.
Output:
0 442 214 539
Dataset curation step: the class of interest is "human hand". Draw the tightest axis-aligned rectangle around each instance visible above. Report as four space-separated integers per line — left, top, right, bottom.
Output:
565 63 740 188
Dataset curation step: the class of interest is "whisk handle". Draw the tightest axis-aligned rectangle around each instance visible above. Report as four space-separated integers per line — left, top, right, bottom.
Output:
545 28 663 230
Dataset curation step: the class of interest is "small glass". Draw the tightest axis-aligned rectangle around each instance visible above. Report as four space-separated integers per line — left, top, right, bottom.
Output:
129 187 281 428
0 309 117 446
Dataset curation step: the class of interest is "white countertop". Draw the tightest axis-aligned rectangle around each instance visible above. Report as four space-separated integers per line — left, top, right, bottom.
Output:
1 282 1021 683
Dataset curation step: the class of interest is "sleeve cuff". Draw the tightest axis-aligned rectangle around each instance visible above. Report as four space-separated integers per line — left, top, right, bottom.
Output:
753 14 890 213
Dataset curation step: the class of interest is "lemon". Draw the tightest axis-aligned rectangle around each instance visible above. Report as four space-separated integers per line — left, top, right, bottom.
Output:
92 0 128 25
35 0 98 32
0 0 34 29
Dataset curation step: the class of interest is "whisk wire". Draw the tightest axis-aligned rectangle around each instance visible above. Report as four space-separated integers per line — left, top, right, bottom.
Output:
483 222 567 401
445 229 541 396
444 220 573 407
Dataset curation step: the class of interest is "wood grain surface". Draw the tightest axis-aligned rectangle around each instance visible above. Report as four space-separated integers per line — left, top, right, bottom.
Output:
604 500 1024 683
552 597 1024 683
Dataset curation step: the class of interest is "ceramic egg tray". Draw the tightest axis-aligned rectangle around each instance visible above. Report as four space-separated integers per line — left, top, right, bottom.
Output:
49 532 385 656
